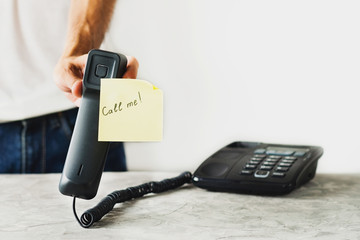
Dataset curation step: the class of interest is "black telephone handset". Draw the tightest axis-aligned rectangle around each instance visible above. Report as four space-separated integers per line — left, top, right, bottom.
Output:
192 141 323 195
59 49 127 200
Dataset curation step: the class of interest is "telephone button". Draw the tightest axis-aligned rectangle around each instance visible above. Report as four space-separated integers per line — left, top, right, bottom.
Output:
281 159 296 164
262 161 277 166
240 170 254 175
260 165 273 171
95 64 108 78
272 172 286 178
254 170 270 178
275 167 289 172
264 158 279 163
294 151 306 157
244 164 257 170
266 150 294 156
278 162 292 167
249 160 261 165
254 149 266 154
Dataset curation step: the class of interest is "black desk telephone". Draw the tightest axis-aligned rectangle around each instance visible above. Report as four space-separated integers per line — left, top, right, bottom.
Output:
58 49 323 228
192 141 323 195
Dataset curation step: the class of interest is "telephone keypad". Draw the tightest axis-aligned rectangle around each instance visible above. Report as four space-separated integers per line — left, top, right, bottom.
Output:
240 148 303 178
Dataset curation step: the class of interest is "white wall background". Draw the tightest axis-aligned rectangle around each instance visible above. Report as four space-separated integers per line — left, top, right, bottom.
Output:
104 0 360 173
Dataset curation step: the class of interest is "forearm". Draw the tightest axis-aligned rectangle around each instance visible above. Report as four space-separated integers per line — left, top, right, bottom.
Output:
62 0 117 57
54 0 138 106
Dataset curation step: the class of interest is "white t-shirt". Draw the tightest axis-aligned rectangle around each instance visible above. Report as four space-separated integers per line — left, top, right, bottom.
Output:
0 0 76 123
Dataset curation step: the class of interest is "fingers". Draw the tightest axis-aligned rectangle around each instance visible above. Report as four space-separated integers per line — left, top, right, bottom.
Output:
71 80 83 98
54 53 139 106
54 54 88 105
68 54 87 97
65 92 81 107
123 55 139 79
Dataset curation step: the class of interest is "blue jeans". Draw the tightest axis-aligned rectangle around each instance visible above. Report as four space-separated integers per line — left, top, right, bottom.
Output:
0 108 126 173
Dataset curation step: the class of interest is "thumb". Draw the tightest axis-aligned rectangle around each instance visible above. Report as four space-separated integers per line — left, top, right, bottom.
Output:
69 54 88 98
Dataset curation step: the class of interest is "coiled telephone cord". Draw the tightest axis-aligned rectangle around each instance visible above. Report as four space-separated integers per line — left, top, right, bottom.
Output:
72 171 193 228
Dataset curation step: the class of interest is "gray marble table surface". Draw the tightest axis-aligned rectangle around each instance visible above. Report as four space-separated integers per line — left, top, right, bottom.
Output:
0 172 359 240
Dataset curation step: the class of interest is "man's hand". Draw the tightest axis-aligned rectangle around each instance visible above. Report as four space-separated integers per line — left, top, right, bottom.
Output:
54 54 139 106
54 54 87 106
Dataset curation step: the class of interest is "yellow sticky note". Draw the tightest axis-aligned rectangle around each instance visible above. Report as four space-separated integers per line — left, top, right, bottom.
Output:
99 79 163 141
